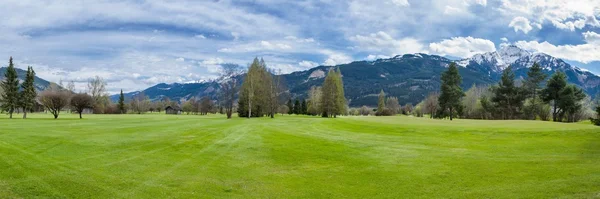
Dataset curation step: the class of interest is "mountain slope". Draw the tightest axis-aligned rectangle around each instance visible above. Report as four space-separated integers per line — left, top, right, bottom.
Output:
0 67 55 91
114 46 600 107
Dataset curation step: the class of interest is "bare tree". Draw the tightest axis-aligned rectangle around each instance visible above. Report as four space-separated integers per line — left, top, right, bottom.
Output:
199 96 214 115
87 76 109 113
70 93 94 119
218 63 242 119
268 68 286 118
67 81 76 93
130 92 151 114
423 92 440 118
38 90 70 119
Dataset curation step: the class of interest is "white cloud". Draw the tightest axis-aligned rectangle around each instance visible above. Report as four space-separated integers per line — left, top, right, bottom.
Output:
260 41 292 50
231 32 241 40
285 36 315 43
195 34 206 39
218 40 293 53
509 17 533 34
429 36 496 58
320 50 353 66
501 37 509 42
583 31 600 43
366 54 391 60
500 0 600 31
299 60 319 68
390 0 410 7
515 40 600 64
349 31 426 56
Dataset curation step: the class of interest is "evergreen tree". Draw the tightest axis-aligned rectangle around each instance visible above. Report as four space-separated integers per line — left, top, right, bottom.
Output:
491 66 526 119
557 84 586 122
377 89 386 115
118 89 126 114
524 62 547 119
1 57 20 119
19 66 37 119
438 62 464 120
287 99 293 115
294 99 300 114
301 99 307 115
541 72 568 122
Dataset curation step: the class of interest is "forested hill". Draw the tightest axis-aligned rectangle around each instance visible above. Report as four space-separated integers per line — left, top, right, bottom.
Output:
112 46 600 107
0 67 55 91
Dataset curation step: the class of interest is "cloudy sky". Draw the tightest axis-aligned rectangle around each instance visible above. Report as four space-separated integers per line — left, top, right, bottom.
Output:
1 0 600 93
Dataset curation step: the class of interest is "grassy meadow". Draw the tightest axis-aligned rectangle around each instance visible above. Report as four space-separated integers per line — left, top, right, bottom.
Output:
0 113 599 198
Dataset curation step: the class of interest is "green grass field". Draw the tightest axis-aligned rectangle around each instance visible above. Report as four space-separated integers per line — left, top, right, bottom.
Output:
0 113 599 198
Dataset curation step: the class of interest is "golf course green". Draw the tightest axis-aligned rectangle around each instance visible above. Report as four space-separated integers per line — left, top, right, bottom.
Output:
0 113 598 198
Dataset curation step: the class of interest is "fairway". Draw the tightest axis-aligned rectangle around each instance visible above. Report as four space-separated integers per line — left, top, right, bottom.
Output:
0 114 599 198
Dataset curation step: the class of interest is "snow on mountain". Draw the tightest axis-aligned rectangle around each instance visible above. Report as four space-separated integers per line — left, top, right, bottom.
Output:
458 45 532 72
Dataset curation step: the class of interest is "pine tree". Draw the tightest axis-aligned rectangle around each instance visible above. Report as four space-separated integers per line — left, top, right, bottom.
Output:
377 89 386 115
301 99 307 115
491 66 526 119
438 62 464 120
287 99 293 115
19 66 37 119
557 84 585 122
1 57 20 119
294 99 300 114
524 62 547 119
118 89 126 114
541 72 567 122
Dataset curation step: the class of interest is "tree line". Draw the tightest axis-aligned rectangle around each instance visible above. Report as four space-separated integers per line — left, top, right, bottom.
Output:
412 62 595 123
366 62 599 124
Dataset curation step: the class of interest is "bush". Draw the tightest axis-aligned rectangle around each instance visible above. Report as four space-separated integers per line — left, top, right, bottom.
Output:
539 104 552 121
590 106 600 126
375 108 394 116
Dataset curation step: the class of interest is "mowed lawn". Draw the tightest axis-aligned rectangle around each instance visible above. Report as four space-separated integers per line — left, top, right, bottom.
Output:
0 113 599 198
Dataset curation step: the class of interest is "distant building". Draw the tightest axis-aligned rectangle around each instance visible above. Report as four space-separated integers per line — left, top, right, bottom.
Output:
165 106 182 115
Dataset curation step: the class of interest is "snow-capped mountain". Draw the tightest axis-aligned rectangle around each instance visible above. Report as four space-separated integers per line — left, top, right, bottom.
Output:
459 45 600 96
458 45 532 73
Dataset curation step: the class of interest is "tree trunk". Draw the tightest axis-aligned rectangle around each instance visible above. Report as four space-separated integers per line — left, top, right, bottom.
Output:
449 107 453 121
23 111 27 119
79 112 83 119
9 111 12 119
552 102 558 122
248 99 252 119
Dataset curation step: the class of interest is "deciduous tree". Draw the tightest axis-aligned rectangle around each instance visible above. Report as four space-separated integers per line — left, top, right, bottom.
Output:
70 93 94 119
218 63 242 119
39 90 70 119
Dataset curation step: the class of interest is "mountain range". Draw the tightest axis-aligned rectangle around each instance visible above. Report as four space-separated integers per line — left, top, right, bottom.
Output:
110 45 600 107
3 46 594 107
